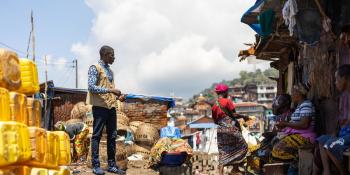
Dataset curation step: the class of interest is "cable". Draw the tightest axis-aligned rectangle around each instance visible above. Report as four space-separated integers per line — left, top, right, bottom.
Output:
61 68 74 87
56 68 72 85
0 42 27 55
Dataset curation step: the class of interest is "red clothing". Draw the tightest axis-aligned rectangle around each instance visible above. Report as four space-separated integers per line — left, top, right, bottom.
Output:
211 97 235 124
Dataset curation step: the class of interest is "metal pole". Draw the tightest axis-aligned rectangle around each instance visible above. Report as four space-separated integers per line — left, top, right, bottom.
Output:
75 59 78 88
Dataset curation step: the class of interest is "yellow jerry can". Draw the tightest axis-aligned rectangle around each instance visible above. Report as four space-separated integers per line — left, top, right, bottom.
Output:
0 166 31 175
58 166 70 175
31 168 48 175
9 92 28 124
53 131 71 165
0 49 21 90
0 87 10 121
45 131 60 168
27 127 47 164
17 59 39 95
27 98 42 127
48 169 59 175
0 121 31 166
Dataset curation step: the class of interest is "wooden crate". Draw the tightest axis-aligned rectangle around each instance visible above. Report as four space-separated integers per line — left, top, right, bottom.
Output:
264 163 289 175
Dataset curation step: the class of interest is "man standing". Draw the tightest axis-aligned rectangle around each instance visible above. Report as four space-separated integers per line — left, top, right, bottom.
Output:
86 45 124 175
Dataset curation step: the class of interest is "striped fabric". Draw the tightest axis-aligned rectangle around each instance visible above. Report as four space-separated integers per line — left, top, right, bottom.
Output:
290 100 315 127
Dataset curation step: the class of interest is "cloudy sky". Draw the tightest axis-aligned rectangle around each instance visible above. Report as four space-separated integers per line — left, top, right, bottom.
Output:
1 0 270 98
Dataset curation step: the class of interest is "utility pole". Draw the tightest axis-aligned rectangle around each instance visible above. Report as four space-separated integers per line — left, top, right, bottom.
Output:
31 10 35 61
74 59 78 88
44 55 48 116
26 10 35 61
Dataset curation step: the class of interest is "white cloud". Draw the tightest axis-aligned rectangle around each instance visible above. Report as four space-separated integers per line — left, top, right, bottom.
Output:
71 0 270 98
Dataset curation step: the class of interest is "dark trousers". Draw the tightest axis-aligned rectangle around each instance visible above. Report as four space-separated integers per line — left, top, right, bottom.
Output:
91 106 117 167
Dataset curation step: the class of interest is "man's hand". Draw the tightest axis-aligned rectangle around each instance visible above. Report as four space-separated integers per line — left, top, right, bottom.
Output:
119 94 127 102
109 89 121 96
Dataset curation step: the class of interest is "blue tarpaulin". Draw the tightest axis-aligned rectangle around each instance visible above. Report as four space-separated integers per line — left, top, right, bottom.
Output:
241 0 265 36
125 94 176 108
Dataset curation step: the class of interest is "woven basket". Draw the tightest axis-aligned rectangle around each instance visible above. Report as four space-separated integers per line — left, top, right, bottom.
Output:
70 102 88 119
117 111 129 126
129 121 144 133
133 144 151 159
117 100 125 112
125 144 135 156
135 123 159 147
116 140 128 169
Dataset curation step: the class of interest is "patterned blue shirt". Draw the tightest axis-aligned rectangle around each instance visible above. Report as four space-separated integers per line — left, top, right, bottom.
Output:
87 60 114 94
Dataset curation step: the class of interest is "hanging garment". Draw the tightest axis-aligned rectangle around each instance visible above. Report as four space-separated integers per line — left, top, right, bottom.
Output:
258 9 275 37
294 0 321 44
282 0 298 36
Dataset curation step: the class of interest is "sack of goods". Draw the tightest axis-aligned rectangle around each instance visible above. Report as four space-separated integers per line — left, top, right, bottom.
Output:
0 49 21 90
135 123 159 147
129 121 144 134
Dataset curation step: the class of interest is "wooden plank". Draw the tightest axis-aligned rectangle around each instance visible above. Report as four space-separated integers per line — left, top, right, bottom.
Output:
299 148 314 175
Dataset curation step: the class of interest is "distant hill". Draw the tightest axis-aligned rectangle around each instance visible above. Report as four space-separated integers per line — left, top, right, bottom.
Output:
189 68 278 103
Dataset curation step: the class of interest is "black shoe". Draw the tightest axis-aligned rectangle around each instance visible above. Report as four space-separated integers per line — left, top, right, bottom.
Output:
107 166 125 174
92 167 105 175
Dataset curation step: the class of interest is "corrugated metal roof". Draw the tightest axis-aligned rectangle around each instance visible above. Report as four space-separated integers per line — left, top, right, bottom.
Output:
189 123 218 128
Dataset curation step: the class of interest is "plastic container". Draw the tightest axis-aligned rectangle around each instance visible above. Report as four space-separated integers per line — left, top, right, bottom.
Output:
53 131 71 165
0 121 31 166
0 87 10 121
0 49 21 90
58 166 70 175
9 92 28 124
31 168 48 175
18 58 40 95
48 169 59 175
27 127 47 165
45 131 60 168
0 166 31 175
27 98 41 127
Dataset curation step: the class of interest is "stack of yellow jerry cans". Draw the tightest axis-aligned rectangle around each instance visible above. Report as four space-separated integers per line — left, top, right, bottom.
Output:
0 48 71 175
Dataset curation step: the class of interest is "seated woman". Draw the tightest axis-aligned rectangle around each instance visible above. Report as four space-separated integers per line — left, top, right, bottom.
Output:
257 94 292 155
54 121 90 162
316 64 350 175
272 83 316 161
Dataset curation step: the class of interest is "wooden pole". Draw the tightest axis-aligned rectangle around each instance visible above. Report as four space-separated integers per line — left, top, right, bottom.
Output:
31 10 35 61
75 59 78 88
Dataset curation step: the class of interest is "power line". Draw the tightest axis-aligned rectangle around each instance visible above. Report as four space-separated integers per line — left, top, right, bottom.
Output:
0 42 27 56
61 68 74 87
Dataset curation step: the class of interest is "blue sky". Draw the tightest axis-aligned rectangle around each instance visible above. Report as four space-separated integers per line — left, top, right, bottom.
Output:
1 0 269 98
0 0 92 87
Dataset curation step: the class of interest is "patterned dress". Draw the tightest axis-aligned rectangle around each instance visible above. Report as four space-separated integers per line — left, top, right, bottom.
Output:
272 100 316 161
212 98 248 165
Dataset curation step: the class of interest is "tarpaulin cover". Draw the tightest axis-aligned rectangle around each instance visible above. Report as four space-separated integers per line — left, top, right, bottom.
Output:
241 0 265 36
125 94 175 108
